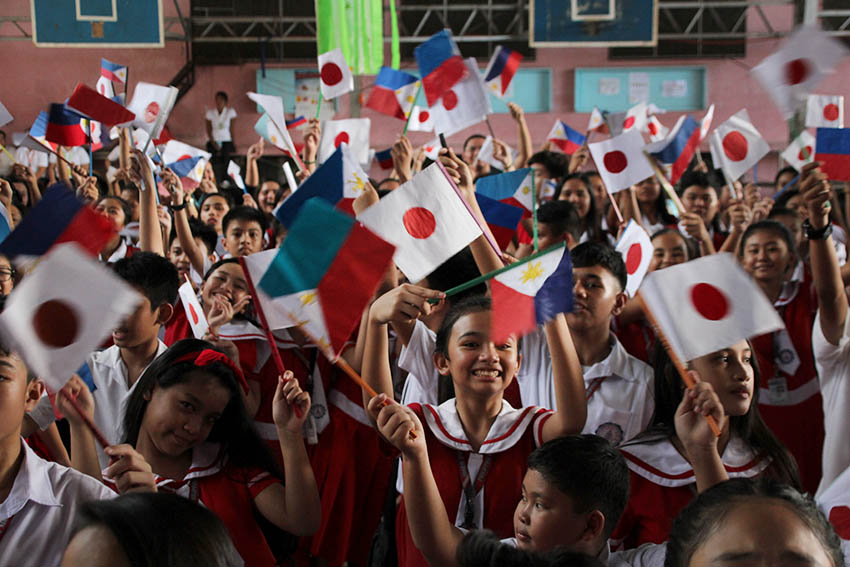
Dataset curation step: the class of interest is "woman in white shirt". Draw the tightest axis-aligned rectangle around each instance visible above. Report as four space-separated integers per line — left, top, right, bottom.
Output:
205 91 236 179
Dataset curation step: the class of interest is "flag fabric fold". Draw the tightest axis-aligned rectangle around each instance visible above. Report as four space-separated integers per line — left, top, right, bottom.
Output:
547 120 586 154
475 168 535 212
815 128 850 181
414 29 468 107
66 83 136 127
781 131 816 172
366 67 420 120
483 46 522 98
709 109 770 182
615 220 653 297
45 104 86 147
127 82 178 138
645 115 701 184
588 130 654 193
475 194 523 250
318 48 355 100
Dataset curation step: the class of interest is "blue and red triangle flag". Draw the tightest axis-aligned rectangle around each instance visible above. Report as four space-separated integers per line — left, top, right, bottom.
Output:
45 104 87 147
475 193 523 250
259 199 396 357
286 115 306 129
66 83 135 127
475 168 535 212
366 67 420 120
645 115 701 184
547 120 587 154
375 148 394 170
100 58 127 84
0 183 116 258
815 128 850 181
490 244 573 342
483 46 523 98
414 29 468 107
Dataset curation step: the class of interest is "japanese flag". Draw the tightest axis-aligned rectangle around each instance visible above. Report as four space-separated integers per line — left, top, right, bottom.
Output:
639 253 784 362
780 130 816 172
430 58 492 137
96 76 115 100
317 48 354 100
647 115 669 143
227 161 246 191
127 82 178 138
816 465 850 543
699 103 715 141
318 118 371 166
178 279 209 339
422 140 441 160
588 129 654 193
357 163 482 283
407 106 435 132
806 95 844 129
709 109 770 182
608 103 648 137
0 243 142 392
751 26 850 118
615 221 653 297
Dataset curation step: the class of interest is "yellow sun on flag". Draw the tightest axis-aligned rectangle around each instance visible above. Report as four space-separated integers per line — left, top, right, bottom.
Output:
300 291 317 306
521 185 530 194
406 95 415 103
520 261 546 284
348 172 366 193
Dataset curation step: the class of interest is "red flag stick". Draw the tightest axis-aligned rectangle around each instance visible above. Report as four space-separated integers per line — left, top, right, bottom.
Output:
60 389 111 448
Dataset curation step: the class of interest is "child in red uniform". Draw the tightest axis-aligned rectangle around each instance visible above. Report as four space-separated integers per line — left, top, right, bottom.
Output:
362 295 588 567
612 340 800 549
740 219 823 493
63 339 321 567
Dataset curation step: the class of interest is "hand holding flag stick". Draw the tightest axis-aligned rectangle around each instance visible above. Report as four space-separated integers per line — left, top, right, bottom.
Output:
643 151 687 215
60 388 112 448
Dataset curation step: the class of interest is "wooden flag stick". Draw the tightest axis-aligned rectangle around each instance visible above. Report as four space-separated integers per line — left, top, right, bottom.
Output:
636 292 721 437
61 389 111 449
29 136 75 169
607 191 625 226
485 117 497 139
237 257 303 419
0 143 17 163
643 151 686 215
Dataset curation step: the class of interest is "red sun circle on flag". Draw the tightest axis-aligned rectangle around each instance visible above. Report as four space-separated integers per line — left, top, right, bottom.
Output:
32 300 79 348
648 122 658 135
144 102 160 124
98 83 106 95
442 90 458 111
178 154 191 161
785 58 810 85
603 151 628 174
824 103 840 121
722 131 748 162
189 303 200 325
625 243 643 275
334 132 350 147
798 145 813 161
320 62 344 86
418 110 430 123
402 207 437 239
623 116 635 129
689 283 729 321
829 507 850 539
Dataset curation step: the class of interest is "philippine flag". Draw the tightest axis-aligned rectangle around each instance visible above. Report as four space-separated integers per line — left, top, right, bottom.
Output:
366 67 420 121
547 120 587 154
475 193 523 250
286 115 307 129
475 168 535 212
375 148 394 170
815 128 850 181
645 115 701 184
100 58 127 84
490 244 573 343
414 29 468 107
45 104 87 147
483 46 522 98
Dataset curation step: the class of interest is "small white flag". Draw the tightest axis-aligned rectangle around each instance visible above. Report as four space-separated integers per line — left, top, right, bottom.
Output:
709 109 770 182
806 94 844 129
780 131 816 172
318 118 371 166
178 279 209 339
227 161 246 191
317 48 355 100
407 106 435 132
0 100 13 128
127 82 178 138
615 220 653 297
588 129 654 193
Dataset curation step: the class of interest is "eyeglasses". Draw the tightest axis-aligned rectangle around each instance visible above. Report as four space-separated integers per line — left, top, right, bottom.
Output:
0 268 15 283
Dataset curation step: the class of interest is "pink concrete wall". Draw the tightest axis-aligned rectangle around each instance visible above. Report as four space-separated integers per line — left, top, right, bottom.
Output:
4 1 850 182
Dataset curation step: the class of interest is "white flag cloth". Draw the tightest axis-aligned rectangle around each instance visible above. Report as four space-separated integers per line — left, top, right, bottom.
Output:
709 109 770 182
357 163 482 283
127 82 177 138
96 76 115 100
178 280 209 339
248 92 299 159
588 106 606 133
0 243 142 391
0 100 13 128
477 136 516 170
340 143 371 202
318 118 371 166
699 103 715 141
806 95 844 129
751 26 850 118
227 160 246 191
317 48 354 100
422 140 441 160
430 58 492 137
647 115 669 143
407 106 435 132
615 220 653 297
780 130 816 172
240 250 301 331
162 139 210 164
607 103 648 137
639 253 784 362
588 129 654 193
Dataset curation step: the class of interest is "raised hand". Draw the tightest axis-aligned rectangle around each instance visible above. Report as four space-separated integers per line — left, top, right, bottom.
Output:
103 444 158 493
368 394 425 458
370 284 445 326
272 371 311 434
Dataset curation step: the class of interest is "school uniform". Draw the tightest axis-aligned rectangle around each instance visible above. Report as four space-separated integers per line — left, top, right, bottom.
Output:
611 435 771 549
100 236 139 264
815 463 850 566
751 277 823 493
614 316 656 365
0 440 115 567
500 538 666 567
396 399 553 567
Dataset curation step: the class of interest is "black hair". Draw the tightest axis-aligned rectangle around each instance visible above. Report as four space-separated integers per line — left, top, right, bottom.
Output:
112 251 180 309
537 200 582 242
774 188 801 211
169 216 218 256
215 91 228 103
221 205 268 236
456 530 606 567
637 177 678 226
202 258 259 325
666 478 843 567
119 185 140 203
739 220 797 260
555 173 604 243
677 170 714 196
775 165 799 186
423 247 486 302
463 134 486 151
642 342 801 489
376 178 401 191
122 339 282 477
528 151 568 180
570 241 627 292
198 192 232 210
767 206 799 221
649 228 695 264
435 295 492 358
69 492 242 567
95 195 133 229
528 435 630 538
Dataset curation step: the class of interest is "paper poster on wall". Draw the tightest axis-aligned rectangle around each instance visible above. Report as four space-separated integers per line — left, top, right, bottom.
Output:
662 79 688 98
599 77 620 95
571 0 615 21
628 72 650 104
294 72 335 123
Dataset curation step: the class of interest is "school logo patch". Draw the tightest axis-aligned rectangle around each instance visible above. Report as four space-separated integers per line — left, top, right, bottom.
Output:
311 404 327 420
595 422 624 446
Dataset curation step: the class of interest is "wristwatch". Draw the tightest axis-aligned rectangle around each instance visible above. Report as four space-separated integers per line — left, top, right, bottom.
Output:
802 219 832 240
168 202 186 211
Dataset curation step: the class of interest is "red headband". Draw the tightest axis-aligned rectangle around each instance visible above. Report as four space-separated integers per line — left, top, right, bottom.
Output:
174 349 249 394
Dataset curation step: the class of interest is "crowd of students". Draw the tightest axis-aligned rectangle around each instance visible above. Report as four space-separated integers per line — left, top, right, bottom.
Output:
0 94 848 567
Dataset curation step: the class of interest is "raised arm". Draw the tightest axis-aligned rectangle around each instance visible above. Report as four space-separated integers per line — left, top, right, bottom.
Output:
244 138 263 189
508 102 532 169
674 377 730 492
163 168 207 276
540 313 587 441
130 149 165 256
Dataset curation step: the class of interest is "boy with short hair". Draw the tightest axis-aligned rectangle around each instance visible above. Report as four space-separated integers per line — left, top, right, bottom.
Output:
95 195 138 263
516 200 582 258
167 217 218 284
220 205 267 258
29 252 179 467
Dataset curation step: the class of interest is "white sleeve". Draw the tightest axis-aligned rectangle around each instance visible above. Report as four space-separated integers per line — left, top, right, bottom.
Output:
814 309 850 493
397 320 440 402
227 107 237 120
205 109 215 121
